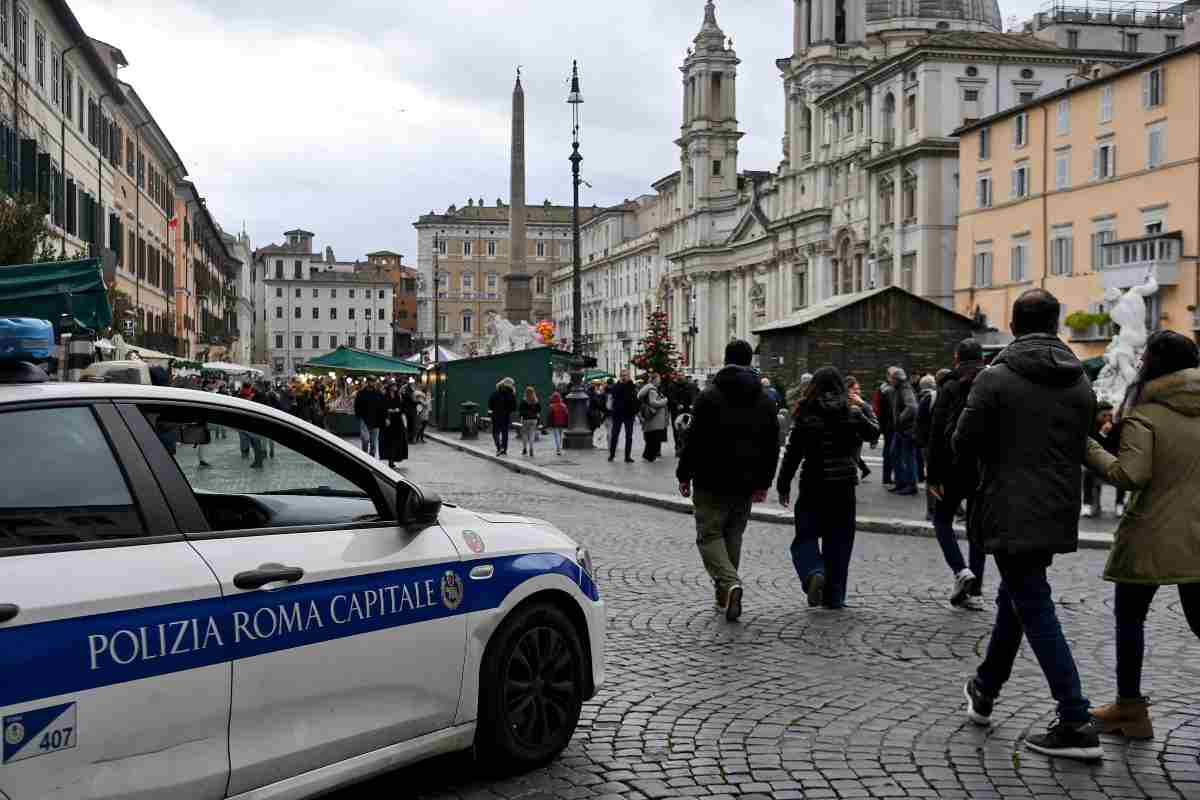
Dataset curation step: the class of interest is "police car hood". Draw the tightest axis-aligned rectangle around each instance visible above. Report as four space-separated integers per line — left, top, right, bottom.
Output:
438 503 578 554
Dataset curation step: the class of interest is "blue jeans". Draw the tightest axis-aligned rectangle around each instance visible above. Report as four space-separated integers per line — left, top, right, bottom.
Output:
975 552 1090 724
933 480 986 593
1114 582 1200 699
493 415 511 452
609 416 634 459
890 432 917 489
360 422 379 457
881 431 894 482
789 484 857 608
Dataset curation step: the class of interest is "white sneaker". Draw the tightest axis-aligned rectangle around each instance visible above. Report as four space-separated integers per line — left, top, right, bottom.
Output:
1081 504 1094 519
965 595 987 611
1115 503 1126 516
951 569 975 608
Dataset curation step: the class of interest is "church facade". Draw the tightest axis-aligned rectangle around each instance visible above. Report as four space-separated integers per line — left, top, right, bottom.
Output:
556 0 1145 376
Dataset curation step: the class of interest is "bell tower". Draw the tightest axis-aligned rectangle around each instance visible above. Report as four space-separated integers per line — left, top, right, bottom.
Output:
677 1 742 213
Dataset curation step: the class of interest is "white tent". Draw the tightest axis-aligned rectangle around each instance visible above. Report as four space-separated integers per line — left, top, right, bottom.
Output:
203 361 263 378
401 345 461 364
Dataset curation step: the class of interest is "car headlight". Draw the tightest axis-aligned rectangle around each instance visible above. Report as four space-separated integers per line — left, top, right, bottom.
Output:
576 546 595 579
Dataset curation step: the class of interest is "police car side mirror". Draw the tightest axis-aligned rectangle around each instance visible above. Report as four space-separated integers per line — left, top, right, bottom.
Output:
179 423 212 446
404 488 442 525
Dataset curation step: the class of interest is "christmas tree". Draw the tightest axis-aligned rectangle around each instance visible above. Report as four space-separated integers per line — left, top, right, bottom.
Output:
631 308 682 382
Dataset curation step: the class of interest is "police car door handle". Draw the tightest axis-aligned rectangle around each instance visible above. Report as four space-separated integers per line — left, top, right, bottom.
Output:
233 564 305 591
0 603 18 623
469 564 494 580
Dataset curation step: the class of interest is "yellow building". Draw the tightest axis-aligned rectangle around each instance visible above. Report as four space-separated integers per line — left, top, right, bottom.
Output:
954 44 1200 357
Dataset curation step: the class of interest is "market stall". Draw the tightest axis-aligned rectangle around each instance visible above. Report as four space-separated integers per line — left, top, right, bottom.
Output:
300 347 423 435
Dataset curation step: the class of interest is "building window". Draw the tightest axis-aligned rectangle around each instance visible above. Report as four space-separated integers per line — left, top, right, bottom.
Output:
1011 237 1029 282
275 260 283 279
1148 123 1165 169
462 272 474 290
900 252 915 292
437 238 447 255
1067 30 1079 48
1125 32 1139 52
962 88 980 124
1012 164 1030 198
973 251 993 287
329 335 338 348
487 240 496 256
348 336 356 348
275 306 283 319
487 273 498 290
1014 112 1028 147
905 93 917 130
377 289 384 299
979 127 990 159
1166 35 1178 49
462 312 473 334
879 179 894 225
329 308 338 320
330 288 337 298
463 240 472 256
63 64 72 119
293 261 302 279
14 3 25 69
377 308 385 321
794 262 808 308
312 307 319 319
275 287 283 298
312 288 319 298
537 240 547 257
294 335 302 349
348 308 355 320
901 172 917 222
33 24 43 88
274 335 283 349
438 314 447 333
977 175 992 208
1144 67 1165 108
0 0 7 50
312 335 320 349
536 274 546 293
1095 143 1116 179
1056 99 1069 135
294 306 301 319
1020 68 1035 80
1018 91 1035 104
294 287 301 298
1050 227 1074 275
1091 227 1115 270
1100 85 1113 123
712 159 723 176
1055 152 1070 190
363 337 371 351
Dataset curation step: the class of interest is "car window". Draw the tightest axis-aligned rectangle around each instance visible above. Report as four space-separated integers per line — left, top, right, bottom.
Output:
0 406 145 549
138 406 391 533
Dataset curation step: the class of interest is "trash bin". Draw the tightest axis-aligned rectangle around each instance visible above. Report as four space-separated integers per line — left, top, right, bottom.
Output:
460 401 480 440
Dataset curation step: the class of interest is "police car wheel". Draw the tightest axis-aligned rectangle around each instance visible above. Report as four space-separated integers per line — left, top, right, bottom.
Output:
476 601 586 772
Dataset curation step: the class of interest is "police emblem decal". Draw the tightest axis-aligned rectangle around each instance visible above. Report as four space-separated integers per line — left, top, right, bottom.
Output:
4 721 23 746
441 570 464 610
462 529 485 554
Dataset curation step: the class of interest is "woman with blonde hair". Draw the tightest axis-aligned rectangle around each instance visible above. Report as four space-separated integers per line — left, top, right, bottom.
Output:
518 385 542 457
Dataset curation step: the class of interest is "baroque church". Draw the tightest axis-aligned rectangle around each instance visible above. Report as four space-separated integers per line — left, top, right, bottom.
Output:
638 0 1141 374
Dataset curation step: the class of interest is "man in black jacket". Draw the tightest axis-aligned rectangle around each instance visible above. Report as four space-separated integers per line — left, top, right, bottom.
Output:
928 338 988 609
677 340 780 622
488 377 517 455
608 369 638 463
353 377 387 458
955 289 1100 761
888 368 919 495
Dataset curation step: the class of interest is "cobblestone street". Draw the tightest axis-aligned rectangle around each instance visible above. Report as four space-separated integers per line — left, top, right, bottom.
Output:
333 440 1200 800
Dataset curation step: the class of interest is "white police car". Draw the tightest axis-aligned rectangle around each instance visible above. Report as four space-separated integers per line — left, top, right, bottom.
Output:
0 375 603 799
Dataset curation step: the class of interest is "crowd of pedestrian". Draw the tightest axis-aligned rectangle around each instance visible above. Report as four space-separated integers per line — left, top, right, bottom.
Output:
669 289 1200 762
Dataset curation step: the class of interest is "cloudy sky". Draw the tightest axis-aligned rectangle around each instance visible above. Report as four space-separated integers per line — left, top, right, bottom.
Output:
72 0 1042 261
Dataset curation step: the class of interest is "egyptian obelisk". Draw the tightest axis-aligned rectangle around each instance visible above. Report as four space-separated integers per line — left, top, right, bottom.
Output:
504 71 533 324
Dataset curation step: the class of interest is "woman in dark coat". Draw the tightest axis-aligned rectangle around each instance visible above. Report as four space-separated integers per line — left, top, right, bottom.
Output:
777 366 879 609
381 382 409 468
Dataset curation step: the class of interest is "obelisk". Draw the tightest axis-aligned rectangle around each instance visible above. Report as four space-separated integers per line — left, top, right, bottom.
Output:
504 71 533 324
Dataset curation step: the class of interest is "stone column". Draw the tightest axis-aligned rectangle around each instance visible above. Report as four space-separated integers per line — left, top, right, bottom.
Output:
682 78 689 126
505 76 532 323
813 0 823 44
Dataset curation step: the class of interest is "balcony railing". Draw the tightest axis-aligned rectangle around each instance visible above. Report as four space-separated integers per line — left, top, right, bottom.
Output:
1101 231 1181 291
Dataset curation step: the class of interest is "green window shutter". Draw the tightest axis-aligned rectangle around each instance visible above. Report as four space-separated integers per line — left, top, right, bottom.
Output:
19 139 36 196
37 153 50 208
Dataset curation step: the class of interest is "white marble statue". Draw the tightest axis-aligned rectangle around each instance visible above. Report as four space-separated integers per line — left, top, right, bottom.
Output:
485 311 538 354
1092 276 1159 405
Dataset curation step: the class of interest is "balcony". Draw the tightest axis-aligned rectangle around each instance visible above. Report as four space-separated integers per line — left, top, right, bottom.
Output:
1100 231 1181 292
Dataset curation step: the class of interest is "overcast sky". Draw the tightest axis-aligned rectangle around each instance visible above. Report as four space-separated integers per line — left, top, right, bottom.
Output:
72 0 1042 262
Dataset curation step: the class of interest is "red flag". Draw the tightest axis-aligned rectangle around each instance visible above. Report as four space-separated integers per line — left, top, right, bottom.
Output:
168 216 178 230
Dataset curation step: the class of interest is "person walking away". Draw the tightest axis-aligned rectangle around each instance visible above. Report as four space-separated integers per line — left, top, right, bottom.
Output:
914 374 938 519
488 377 517 455
402 379 420 444
1082 401 1125 517
677 340 780 622
928 339 989 610
588 383 608 448
888 368 919 495
956 289 1101 761
518 386 541 457
354 377 386 458
1082 331 1200 739
547 391 569 455
608 370 638 463
381 382 409 468
877 371 897 484
778 367 879 609
413 388 430 443
638 373 670 461
846 376 875 481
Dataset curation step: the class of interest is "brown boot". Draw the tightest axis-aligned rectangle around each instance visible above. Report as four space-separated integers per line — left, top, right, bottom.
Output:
1091 697 1154 739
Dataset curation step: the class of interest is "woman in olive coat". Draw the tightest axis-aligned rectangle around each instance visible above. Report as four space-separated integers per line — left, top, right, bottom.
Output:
1085 330 1200 739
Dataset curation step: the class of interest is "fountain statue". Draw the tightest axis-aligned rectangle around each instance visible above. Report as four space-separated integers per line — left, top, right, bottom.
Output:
1092 275 1159 405
485 311 538 355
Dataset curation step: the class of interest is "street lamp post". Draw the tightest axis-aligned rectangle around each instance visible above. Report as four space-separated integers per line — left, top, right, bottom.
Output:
432 232 442 427
563 60 592 450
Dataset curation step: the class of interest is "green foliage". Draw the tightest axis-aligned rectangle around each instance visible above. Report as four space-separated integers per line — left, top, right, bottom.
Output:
631 308 681 382
1065 310 1111 331
0 188 53 266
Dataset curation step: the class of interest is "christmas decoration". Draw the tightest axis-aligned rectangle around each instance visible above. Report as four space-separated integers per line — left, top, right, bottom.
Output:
535 319 556 345
631 308 681 382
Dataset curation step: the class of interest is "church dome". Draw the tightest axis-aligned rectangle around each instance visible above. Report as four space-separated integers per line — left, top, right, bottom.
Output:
865 0 1003 32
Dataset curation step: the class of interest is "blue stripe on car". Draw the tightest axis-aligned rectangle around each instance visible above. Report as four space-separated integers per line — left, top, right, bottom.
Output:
1 552 587 709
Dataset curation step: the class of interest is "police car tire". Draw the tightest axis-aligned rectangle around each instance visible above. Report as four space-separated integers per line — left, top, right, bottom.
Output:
475 601 586 772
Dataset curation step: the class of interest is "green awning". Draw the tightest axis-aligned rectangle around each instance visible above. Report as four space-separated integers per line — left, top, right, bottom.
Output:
0 258 112 333
583 369 614 382
301 346 422 375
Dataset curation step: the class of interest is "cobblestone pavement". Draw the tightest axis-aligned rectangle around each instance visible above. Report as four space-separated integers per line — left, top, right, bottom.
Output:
443 425 1122 538
324 442 1200 800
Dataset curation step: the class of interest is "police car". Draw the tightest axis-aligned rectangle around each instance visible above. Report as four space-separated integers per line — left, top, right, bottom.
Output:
0 322 604 800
